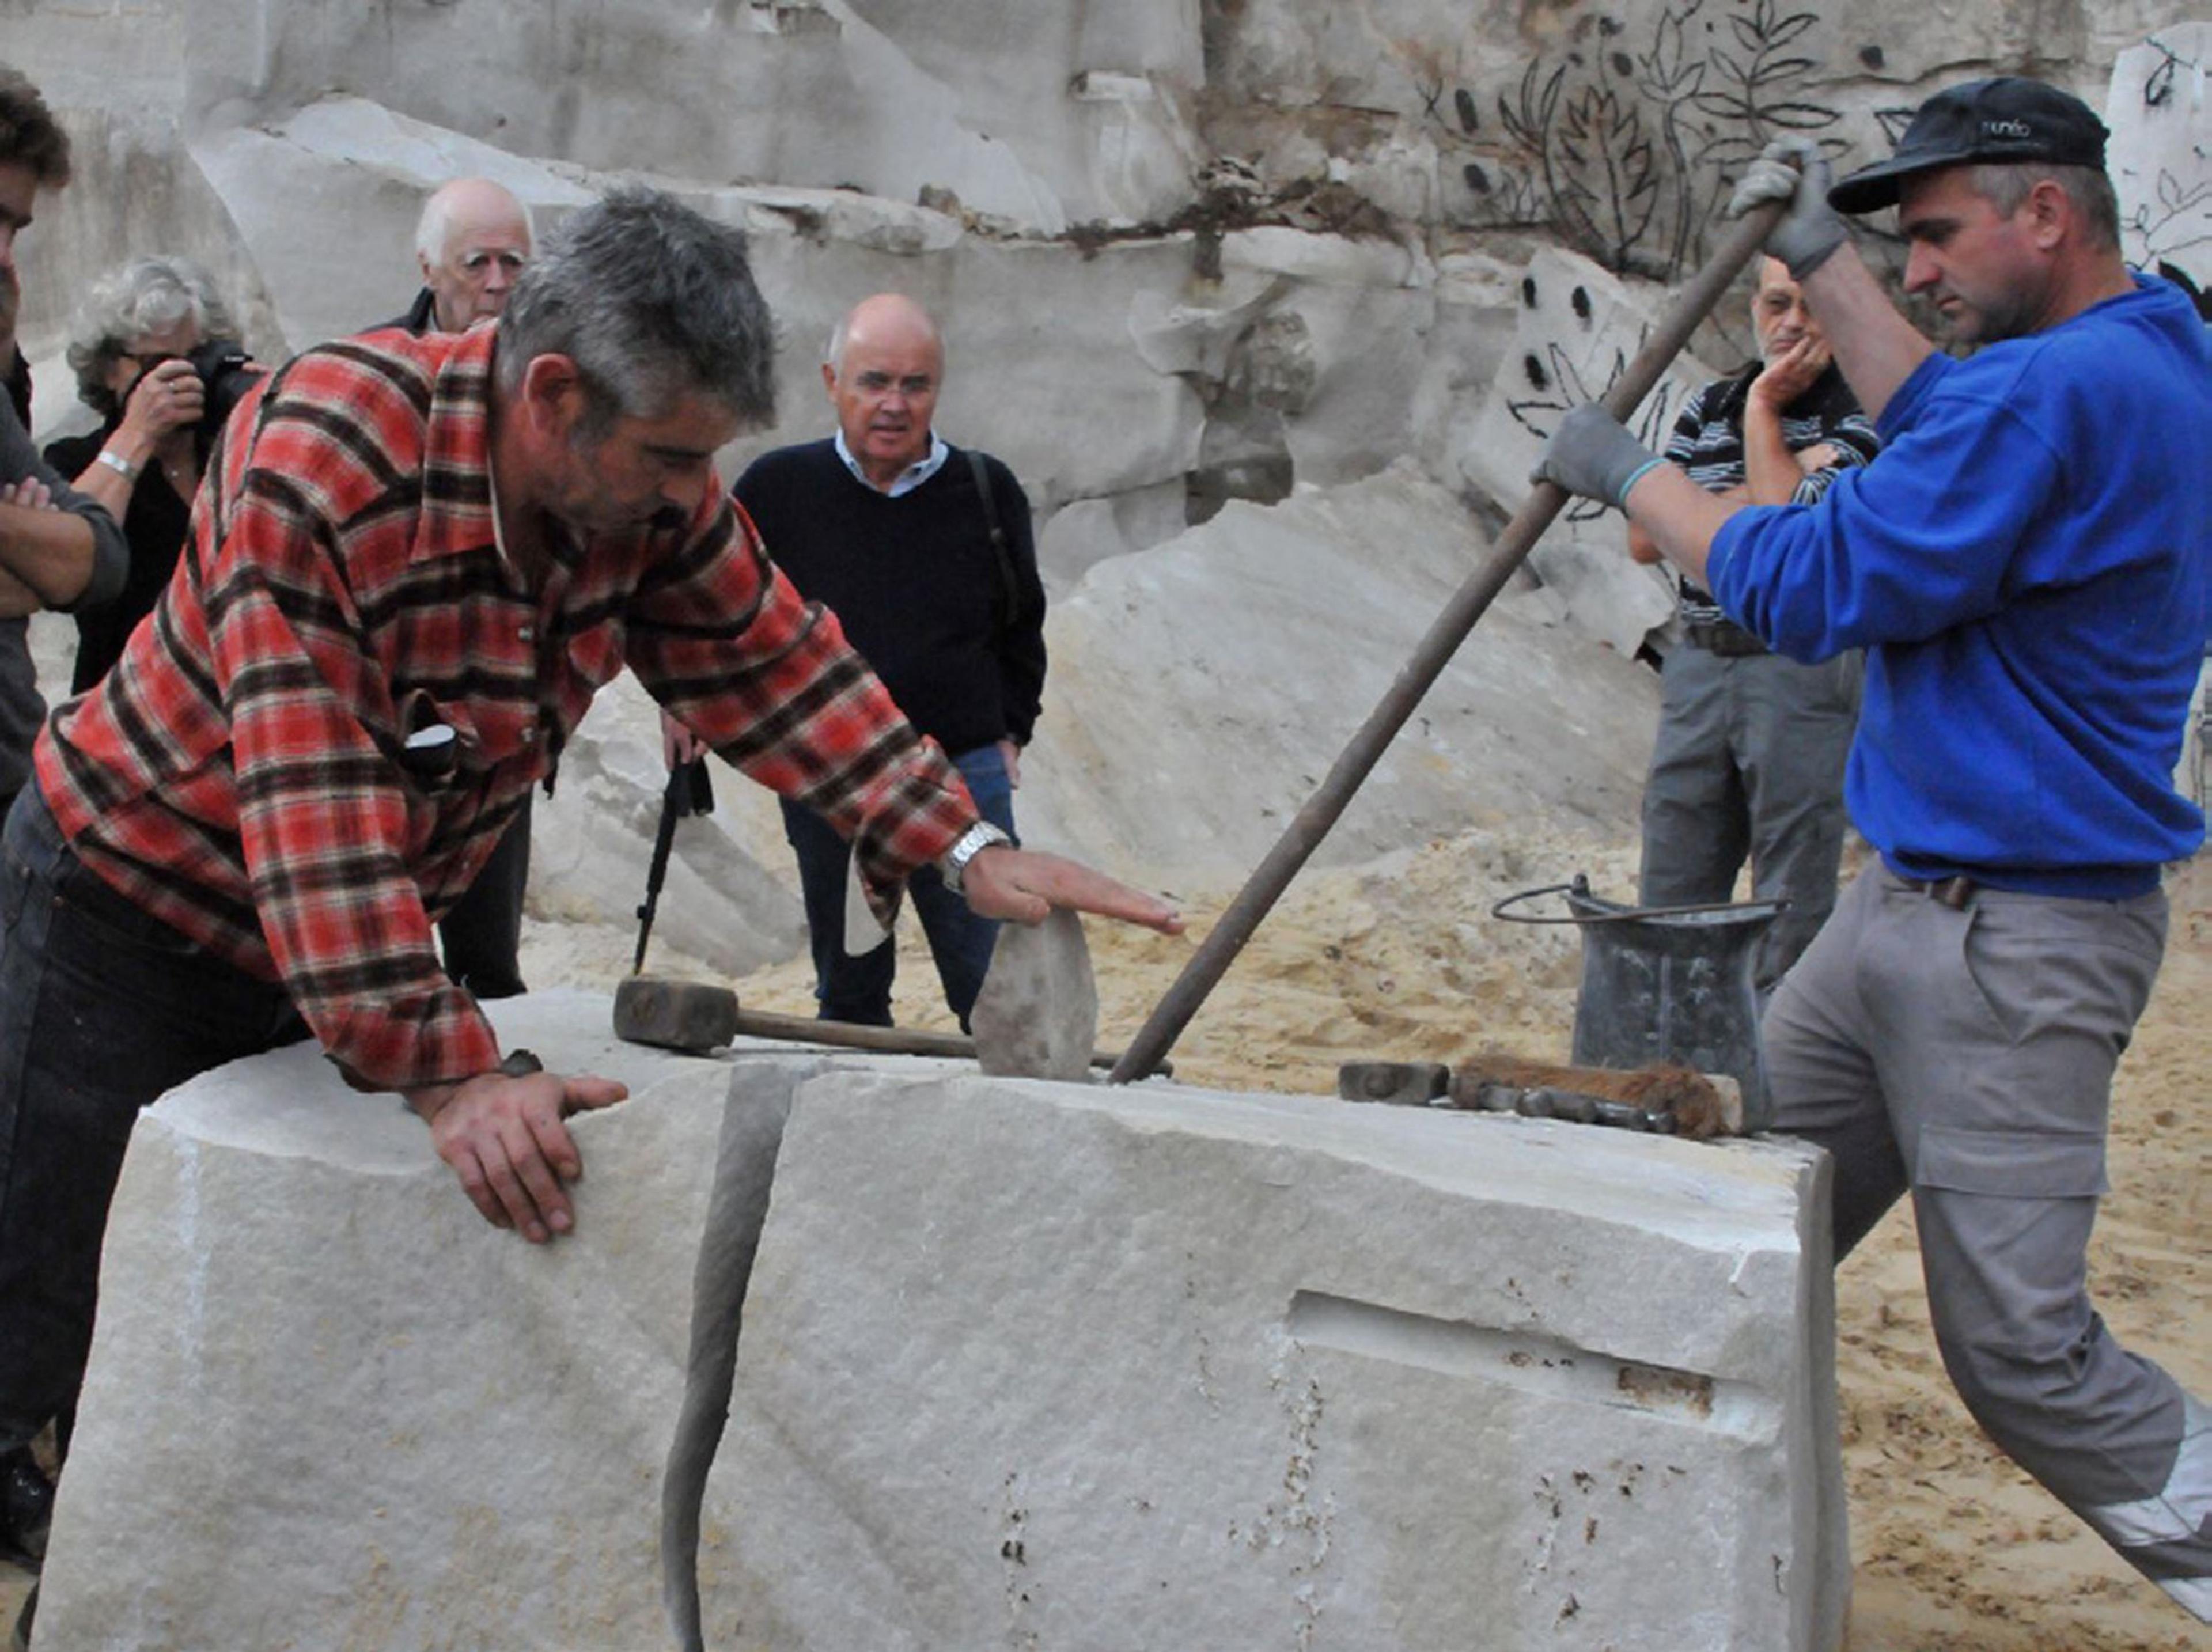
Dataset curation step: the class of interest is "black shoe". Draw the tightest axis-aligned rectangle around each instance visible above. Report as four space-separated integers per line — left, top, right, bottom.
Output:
9 1580 32 1651
0 1450 50 1573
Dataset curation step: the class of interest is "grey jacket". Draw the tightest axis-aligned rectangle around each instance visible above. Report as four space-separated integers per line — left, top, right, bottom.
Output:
1 372 128 804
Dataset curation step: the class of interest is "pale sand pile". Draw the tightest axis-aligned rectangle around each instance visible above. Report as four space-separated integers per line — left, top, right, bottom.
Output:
527 826 2210 1650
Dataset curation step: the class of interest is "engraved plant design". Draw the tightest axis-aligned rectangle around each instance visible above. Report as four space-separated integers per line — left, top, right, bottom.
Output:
1446 0 1845 282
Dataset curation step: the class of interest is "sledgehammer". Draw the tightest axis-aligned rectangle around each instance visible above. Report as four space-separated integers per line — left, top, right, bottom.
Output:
611 975 1148 1074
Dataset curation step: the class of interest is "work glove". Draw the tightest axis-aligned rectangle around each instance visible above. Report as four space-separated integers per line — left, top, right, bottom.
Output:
1532 404 1666 509
1728 136 1847 279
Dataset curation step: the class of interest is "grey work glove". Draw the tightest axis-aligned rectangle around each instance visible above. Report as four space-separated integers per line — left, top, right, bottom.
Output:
1728 135 1847 279
1532 404 1666 509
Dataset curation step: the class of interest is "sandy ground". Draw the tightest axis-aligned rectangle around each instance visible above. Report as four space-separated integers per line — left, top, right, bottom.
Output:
2 831 2203 1647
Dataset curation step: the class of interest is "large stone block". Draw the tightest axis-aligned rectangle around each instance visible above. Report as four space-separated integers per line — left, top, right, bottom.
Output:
705 1069 1845 1650
35 990 1842 1651
177 0 1205 233
33 991 804 1652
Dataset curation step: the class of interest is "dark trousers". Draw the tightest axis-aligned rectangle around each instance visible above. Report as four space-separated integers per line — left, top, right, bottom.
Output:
437 794 530 1001
1640 643 1859 990
0 787 304 1458
780 745 1016 1032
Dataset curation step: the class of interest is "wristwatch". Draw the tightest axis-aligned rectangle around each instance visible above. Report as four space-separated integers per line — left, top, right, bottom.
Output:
939 821 1012 895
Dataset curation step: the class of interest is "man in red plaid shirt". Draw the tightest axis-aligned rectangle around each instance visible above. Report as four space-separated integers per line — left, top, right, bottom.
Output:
0 190 1179 1507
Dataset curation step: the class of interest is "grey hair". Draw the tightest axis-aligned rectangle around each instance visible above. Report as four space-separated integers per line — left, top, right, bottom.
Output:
1966 161 2120 252
494 185 776 433
414 179 535 265
65 255 239 418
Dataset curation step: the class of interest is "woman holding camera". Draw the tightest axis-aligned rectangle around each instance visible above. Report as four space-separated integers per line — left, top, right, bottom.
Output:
43 256 244 692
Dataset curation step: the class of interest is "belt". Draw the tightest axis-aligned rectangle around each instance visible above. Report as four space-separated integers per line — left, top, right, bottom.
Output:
1683 620 1767 657
1900 873 1979 910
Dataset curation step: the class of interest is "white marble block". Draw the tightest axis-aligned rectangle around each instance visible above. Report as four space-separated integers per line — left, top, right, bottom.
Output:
33 992 800 1652
36 993 1843 1652
704 1071 1846 1651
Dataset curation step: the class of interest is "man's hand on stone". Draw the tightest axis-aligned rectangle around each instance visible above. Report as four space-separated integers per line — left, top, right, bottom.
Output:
407 1067 630 1242
960 846 1183 935
1728 137 1847 280
1532 404 1666 509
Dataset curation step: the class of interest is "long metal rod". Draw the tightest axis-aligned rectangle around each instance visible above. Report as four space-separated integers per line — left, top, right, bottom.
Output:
1108 204 1785 1084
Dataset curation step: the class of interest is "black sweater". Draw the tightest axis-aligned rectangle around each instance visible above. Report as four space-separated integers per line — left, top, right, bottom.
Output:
44 426 194 695
734 438 1046 753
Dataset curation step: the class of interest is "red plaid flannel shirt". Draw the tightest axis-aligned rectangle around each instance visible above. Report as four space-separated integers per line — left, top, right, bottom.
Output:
36 328 976 1090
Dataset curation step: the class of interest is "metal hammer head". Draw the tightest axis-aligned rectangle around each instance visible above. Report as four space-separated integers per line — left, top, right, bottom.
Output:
613 976 741 1055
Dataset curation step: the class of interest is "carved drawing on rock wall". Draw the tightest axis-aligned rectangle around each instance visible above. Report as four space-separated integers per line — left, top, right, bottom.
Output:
1506 329 1692 524
1495 270 1699 528
1439 0 1849 283
2127 35 2211 276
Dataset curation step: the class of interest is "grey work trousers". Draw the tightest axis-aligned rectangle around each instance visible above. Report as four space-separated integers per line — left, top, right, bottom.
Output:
1765 865 2210 1619
1641 643 1858 989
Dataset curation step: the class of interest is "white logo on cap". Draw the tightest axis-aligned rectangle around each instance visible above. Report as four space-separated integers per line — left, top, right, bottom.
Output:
1983 119 2032 139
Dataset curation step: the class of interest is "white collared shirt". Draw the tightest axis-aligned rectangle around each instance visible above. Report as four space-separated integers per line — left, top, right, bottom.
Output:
834 427 950 498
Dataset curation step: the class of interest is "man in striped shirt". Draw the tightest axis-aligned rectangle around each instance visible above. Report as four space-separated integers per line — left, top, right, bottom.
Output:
0 190 1180 1507
1627 256 1880 987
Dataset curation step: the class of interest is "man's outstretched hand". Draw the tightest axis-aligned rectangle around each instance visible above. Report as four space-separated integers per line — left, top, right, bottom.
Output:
960 846 1184 935
406 1067 630 1242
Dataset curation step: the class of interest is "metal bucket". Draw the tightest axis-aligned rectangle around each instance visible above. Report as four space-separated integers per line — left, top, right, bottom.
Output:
1494 876 1784 1132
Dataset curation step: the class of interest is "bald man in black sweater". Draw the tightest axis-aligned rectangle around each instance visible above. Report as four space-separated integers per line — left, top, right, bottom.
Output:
710 294 1045 1030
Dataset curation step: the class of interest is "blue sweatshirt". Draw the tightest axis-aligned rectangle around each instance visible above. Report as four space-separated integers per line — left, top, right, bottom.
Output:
1706 275 2210 897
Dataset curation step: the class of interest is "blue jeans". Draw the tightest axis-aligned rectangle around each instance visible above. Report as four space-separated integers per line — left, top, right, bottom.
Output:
0 787 304 1457
779 744 1017 1033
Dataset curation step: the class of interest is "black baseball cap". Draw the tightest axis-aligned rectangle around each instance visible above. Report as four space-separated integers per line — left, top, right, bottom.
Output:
1828 77 2109 214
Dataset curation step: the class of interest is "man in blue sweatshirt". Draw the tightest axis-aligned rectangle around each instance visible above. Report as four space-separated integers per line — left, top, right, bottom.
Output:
1537 78 2210 1621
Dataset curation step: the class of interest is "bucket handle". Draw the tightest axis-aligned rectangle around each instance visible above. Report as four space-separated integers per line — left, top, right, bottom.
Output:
1491 876 1788 926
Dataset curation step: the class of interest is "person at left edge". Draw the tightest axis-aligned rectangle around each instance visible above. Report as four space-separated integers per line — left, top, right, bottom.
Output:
0 65 127 828
0 58 127 1598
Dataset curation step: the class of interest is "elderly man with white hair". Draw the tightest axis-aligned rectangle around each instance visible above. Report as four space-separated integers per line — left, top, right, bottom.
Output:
390 175 534 337
377 177 540 1000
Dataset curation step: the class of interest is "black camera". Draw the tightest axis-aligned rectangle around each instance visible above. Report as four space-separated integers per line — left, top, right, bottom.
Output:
182 338 264 464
